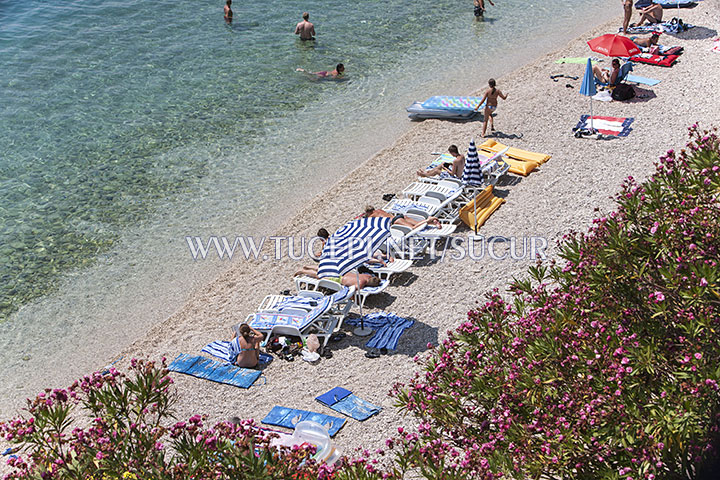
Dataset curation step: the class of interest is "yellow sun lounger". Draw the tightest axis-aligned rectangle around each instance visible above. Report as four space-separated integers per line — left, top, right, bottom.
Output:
479 139 551 165
459 186 505 230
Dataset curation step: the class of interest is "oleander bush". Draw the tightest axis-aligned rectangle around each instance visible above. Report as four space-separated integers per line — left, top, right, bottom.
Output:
0 359 327 480
390 125 720 479
2 125 719 480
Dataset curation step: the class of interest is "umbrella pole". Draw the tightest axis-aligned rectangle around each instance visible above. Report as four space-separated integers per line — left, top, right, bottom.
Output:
590 96 594 134
353 269 373 337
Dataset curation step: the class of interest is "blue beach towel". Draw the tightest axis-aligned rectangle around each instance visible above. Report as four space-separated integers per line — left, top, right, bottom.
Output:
168 354 262 389
261 406 346 436
345 312 415 350
316 387 382 421
625 74 661 86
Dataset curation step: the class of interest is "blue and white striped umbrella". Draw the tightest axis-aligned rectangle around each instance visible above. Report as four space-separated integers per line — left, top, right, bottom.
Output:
318 217 391 278
462 139 483 186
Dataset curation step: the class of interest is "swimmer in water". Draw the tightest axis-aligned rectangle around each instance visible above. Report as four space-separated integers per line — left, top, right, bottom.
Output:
224 0 233 23
296 63 345 79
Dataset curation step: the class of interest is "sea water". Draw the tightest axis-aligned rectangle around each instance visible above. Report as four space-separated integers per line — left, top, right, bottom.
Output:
0 0 617 412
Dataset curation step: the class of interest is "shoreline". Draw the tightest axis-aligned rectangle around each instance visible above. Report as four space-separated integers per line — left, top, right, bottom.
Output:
4 3 720 460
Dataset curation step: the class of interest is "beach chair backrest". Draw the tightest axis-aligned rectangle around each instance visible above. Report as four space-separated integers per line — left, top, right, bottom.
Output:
616 62 634 85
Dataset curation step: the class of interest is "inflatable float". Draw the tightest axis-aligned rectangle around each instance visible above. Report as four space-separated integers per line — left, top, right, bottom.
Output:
407 96 485 120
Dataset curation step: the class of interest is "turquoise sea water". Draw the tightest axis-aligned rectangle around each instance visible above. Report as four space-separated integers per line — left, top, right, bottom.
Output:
0 0 617 408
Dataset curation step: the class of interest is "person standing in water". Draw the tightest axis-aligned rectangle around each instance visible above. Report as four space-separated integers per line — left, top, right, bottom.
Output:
474 0 495 20
295 12 316 41
224 0 233 23
475 78 508 137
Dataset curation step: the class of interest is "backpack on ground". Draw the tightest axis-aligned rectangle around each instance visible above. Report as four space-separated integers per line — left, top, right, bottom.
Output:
612 83 635 101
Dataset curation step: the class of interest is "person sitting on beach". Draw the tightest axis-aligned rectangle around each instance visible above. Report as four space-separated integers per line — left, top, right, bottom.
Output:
417 145 465 179
294 12 316 40
364 206 442 229
231 323 263 368
632 32 660 48
224 0 233 22
638 2 663 25
473 0 495 20
474 78 508 138
593 58 621 85
297 64 345 79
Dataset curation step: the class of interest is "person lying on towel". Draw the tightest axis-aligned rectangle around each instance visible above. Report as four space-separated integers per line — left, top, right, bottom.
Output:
632 32 660 48
417 144 465 180
593 58 621 85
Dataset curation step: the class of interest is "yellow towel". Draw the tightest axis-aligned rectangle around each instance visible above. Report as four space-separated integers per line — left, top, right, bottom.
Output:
479 139 551 165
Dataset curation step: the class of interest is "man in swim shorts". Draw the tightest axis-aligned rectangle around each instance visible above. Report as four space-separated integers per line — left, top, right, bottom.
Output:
295 12 316 40
474 0 495 20
417 145 465 179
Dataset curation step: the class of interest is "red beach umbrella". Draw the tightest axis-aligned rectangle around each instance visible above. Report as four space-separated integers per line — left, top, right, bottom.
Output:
587 34 641 57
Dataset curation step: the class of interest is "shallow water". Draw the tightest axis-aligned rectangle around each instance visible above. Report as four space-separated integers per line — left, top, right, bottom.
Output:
0 0 617 410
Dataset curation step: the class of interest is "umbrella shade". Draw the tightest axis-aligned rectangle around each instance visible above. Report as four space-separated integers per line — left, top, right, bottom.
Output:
318 217 391 278
587 34 641 57
462 139 483 186
579 58 597 97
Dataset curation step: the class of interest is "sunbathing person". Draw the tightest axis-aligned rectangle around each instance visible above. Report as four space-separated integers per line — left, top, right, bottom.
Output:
633 32 660 48
638 2 663 25
292 265 381 289
417 145 465 179
593 58 621 85
364 206 441 229
231 323 264 368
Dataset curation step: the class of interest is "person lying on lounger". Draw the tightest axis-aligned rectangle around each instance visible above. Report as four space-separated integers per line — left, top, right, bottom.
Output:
417 145 465 179
364 206 442 229
292 266 381 289
232 323 264 368
638 2 662 25
593 58 621 85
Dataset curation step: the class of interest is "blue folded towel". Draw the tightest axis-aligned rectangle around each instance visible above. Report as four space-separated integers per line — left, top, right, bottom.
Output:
345 312 414 350
316 387 382 421
168 354 262 389
261 406 345 436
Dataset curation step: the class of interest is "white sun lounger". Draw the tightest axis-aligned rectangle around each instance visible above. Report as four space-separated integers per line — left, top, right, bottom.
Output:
246 286 356 348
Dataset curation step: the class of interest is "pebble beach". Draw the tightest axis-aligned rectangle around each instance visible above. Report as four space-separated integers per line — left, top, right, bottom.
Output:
3 2 720 464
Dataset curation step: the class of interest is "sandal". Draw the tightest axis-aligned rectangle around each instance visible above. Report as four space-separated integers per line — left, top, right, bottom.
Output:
365 349 381 359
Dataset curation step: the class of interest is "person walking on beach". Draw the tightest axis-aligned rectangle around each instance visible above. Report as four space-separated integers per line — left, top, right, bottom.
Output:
475 78 507 137
295 12 316 40
622 0 632 33
474 0 495 20
224 0 233 23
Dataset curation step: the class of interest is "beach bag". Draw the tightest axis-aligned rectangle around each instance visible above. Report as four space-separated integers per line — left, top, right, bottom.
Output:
612 84 635 101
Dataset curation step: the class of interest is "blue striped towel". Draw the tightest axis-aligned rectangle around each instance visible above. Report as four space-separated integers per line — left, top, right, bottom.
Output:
346 312 414 350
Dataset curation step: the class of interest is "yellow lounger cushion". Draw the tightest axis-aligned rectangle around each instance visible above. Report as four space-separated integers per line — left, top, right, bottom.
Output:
459 186 506 229
505 158 538 177
479 139 551 164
